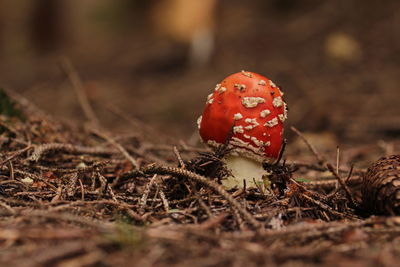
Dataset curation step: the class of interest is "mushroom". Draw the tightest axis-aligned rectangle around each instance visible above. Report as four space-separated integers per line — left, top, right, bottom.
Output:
198 71 287 189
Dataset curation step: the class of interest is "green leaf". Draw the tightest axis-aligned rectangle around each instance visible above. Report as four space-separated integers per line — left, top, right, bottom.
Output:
294 177 311 183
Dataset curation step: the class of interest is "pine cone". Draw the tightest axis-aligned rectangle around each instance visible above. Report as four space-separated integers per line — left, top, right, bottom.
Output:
362 155 400 215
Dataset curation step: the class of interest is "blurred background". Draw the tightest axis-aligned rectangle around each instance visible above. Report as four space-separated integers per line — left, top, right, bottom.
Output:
0 0 399 146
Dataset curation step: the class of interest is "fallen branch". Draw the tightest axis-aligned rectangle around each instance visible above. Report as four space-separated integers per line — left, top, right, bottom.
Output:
28 143 114 162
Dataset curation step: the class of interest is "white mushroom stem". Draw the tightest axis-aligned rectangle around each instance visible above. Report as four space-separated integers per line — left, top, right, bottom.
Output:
222 155 269 190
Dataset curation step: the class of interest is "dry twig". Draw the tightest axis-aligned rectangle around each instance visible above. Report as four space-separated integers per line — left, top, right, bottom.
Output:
140 174 158 211
28 143 114 162
60 57 100 127
92 129 140 169
0 145 32 166
142 164 263 230
290 126 358 208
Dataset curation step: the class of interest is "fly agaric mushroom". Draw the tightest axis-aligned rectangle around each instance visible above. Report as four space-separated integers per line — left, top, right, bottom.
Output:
198 71 287 189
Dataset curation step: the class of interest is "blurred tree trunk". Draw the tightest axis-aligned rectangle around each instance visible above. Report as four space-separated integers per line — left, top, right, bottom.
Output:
0 0 3 56
31 0 64 54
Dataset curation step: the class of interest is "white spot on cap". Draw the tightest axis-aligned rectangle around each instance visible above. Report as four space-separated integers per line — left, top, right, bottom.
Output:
207 140 223 148
231 137 250 147
258 80 266 86
218 86 227 94
230 137 263 155
206 138 274 162
250 137 270 148
283 102 288 119
265 117 279 127
278 87 284 96
197 115 202 129
251 137 263 147
242 97 265 108
241 70 253 78
234 83 246 91
278 114 286 122
273 96 283 108
228 147 266 162
214 84 221 91
233 113 243 120
206 93 214 104
244 118 259 130
260 109 271 118
233 126 244 134
226 138 277 162
269 80 277 88
243 134 251 139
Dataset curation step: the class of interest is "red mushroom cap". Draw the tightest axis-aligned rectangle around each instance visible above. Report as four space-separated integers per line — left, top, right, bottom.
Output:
198 71 287 162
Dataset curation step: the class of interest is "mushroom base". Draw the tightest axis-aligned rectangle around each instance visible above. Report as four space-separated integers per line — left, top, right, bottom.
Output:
222 155 270 189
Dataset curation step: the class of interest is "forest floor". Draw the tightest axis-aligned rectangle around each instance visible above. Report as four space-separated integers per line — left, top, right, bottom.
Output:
1 1 400 266
1 88 400 267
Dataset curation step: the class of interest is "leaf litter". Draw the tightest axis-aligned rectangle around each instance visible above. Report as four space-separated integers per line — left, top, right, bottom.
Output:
0 90 400 266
